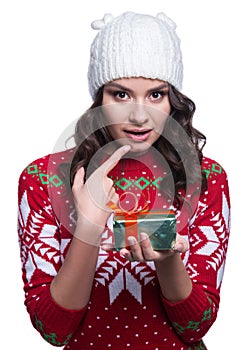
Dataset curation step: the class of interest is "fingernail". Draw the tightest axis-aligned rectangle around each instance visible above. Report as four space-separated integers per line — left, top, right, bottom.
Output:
140 232 148 241
174 244 182 252
128 236 136 245
123 145 131 152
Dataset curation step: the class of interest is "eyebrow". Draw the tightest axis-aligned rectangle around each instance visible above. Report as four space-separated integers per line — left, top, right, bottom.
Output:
105 82 169 93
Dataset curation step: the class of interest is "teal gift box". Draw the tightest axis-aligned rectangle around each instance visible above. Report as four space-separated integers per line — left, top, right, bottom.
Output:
113 210 176 251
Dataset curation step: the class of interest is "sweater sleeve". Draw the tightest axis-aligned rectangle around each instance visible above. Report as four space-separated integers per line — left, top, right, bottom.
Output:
17 157 87 347
161 158 230 343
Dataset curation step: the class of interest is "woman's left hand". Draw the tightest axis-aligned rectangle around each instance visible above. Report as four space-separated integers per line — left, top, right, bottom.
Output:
102 232 188 262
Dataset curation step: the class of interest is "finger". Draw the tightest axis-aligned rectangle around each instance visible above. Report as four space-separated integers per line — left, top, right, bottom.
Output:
120 249 134 262
139 233 156 261
102 145 131 175
139 232 150 246
119 247 130 258
108 191 119 206
174 234 189 253
101 243 116 251
127 236 145 262
72 167 85 191
111 188 119 201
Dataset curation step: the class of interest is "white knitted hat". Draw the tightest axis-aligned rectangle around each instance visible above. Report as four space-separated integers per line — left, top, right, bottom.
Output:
88 11 183 99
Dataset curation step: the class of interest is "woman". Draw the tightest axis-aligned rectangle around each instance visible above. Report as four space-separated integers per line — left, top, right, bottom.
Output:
18 11 230 349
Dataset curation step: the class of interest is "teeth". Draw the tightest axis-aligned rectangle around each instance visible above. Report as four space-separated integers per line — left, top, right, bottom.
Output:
126 130 149 135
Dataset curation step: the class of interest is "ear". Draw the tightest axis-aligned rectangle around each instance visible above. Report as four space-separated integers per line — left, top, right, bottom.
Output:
91 13 114 30
156 12 177 30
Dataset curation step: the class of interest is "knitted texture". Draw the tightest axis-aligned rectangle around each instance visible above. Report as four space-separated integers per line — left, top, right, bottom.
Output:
18 150 230 349
88 12 183 99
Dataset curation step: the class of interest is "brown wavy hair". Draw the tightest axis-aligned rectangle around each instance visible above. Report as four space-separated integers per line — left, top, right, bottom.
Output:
62 84 207 207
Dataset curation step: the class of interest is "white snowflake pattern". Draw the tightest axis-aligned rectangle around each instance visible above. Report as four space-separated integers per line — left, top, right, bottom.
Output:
18 190 70 283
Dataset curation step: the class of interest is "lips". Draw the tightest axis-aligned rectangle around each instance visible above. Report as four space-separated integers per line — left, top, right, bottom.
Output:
123 128 152 141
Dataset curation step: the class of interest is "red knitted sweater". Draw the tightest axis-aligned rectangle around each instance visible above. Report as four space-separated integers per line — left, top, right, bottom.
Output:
18 149 230 349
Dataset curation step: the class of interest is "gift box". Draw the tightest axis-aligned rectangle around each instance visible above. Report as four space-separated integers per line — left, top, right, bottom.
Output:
113 210 176 251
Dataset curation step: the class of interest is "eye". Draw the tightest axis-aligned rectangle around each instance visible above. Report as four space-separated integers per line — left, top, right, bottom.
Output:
150 91 165 100
113 91 129 100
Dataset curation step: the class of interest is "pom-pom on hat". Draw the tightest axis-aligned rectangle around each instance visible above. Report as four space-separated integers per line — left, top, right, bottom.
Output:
88 11 183 99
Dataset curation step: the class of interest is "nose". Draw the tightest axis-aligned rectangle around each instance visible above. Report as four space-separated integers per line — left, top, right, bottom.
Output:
128 103 149 124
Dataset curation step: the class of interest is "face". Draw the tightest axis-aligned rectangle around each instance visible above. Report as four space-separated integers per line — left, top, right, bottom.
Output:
102 77 171 154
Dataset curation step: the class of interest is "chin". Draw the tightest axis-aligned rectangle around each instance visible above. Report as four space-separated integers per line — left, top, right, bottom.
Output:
124 141 152 155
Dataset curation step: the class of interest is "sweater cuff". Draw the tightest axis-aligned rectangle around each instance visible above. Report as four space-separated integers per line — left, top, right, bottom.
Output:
161 283 209 322
35 286 87 335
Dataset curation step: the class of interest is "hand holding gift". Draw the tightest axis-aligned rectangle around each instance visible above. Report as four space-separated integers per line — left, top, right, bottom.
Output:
104 190 188 262
119 232 188 262
113 209 177 251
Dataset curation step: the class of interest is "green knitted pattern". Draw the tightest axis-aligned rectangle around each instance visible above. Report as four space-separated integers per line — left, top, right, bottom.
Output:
173 305 212 334
202 162 223 179
172 298 212 349
34 313 72 346
110 175 163 191
26 163 64 188
188 340 206 350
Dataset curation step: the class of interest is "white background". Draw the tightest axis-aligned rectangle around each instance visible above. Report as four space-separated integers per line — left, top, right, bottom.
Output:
1 0 249 348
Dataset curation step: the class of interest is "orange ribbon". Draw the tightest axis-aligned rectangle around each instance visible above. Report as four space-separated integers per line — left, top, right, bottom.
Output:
107 192 176 248
107 191 149 215
107 192 150 246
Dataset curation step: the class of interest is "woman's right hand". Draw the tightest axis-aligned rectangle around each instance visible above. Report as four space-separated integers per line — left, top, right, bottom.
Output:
50 147 130 307
72 145 131 233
